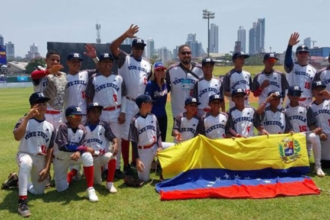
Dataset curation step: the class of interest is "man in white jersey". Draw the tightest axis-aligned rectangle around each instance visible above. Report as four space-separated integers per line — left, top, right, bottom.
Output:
314 54 330 91
194 58 224 117
223 52 252 109
252 53 289 108
166 44 203 118
110 24 151 172
86 53 126 178
14 92 55 217
284 32 317 106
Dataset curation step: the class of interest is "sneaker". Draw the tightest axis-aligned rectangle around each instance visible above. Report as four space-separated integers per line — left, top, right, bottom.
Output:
87 187 99 202
115 169 124 179
106 182 117 193
315 166 325 177
18 199 31 217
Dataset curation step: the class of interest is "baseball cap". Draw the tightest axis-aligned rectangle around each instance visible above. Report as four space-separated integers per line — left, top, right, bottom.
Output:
267 90 282 98
67 53 83 61
312 81 326 90
65 106 85 117
288 86 303 96
29 92 50 105
87 102 104 112
263 53 278 61
135 94 156 108
231 88 247 96
153 62 166 70
132 38 146 47
296 45 309 53
202 57 215 66
209 94 223 103
232 52 250 61
98 53 114 61
185 97 201 106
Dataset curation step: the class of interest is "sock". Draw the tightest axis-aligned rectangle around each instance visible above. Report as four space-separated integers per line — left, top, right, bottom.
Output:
67 169 77 184
107 159 116 182
19 195 27 201
122 139 129 166
83 166 94 188
131 141 135 164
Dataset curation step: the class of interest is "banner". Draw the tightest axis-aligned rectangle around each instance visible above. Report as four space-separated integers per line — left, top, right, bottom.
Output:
155 134 320 200
0 45 6 64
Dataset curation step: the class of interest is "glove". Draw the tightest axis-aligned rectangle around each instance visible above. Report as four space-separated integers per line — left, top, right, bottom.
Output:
1 173 18 190
124 175 144 187
43 73 67 110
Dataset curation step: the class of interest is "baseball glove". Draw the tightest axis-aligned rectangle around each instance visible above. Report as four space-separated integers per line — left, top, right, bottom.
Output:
124 175 144 187
43 72 67 110
1 172 18 190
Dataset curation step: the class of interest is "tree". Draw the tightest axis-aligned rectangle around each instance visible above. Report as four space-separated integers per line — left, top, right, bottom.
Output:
25 57 46 74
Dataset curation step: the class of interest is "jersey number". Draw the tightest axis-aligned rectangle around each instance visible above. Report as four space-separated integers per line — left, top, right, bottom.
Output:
41 145 47 154
113 94 118 102
305 82 310 89
299 125 307 132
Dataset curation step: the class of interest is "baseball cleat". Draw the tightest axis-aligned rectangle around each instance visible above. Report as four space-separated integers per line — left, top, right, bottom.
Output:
18 199 31 217
106 182 117 193
315 166 325 177
87 187 99 202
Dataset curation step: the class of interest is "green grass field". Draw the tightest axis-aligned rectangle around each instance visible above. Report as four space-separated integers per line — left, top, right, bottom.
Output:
1 84 330 220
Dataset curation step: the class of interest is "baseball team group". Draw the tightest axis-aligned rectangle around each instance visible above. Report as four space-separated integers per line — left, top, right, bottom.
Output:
10 24 330 217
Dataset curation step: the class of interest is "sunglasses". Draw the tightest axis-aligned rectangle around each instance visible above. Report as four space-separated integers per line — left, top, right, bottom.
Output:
68 115 82 119
134 46 145 51
180 51 191 55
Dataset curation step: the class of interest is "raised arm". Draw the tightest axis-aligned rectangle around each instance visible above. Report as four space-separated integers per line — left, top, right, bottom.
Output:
110 24 139 57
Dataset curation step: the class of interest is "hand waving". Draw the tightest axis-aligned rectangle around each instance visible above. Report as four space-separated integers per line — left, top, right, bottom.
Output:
124 24 139 38
288 32 300 46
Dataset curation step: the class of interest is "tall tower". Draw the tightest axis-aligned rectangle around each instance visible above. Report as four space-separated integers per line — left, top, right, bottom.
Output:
147 38 155 59
210 23 219 53
237 26 246 53
0 35 4 46
96 23 101 44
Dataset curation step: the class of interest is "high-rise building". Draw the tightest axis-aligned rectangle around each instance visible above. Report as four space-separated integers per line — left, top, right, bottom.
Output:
186 33 203 57
157 47 172 64
304 37 312 49
210 23 219 53
234 41 241 53
249 23 257 55
249 18 265 54
147 38 155 59
0 35 4 46
26 43 41 60
5 41 15 60
237 26 246 53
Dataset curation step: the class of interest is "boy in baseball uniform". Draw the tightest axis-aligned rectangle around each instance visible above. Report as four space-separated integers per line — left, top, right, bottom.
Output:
14 92 55 217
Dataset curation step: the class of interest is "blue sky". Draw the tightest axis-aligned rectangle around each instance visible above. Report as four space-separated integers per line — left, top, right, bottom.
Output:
1 0 329 57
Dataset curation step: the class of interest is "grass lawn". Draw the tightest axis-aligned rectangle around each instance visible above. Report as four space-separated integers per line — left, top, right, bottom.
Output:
0 87 329 220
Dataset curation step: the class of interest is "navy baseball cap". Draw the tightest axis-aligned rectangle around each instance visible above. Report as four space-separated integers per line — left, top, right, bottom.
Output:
98 53 114 61
87 102 104 112
65 106 85 117
296 45 309 53
312 81 326 90
29 92 50 105
135 94 155 108
132 38 146 47
202 57 215 66
153 62 166 70
232 52 250 61
231 88 247 96
263 53 278 61
185 97 201 106
67 53 83 61
288 86 303 96
267 91 282 98
209 94 223 103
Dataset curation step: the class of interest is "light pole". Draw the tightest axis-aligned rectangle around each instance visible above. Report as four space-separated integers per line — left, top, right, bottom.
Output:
203 9 215 57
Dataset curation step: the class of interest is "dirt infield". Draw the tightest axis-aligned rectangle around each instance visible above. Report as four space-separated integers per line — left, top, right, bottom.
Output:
167 93 259 103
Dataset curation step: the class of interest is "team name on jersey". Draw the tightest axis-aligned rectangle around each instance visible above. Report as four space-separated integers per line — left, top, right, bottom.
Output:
294 70 313 79
66 80 87 88
233 117 252 124
95 83 120 92
288 115 307 122
231 80 248 90
313 109 330 116
128 65 149 74
180 127 196 133
86 138 103 145
324 79 330 85
264 121 284 129
199 88 219 97
173 78 196 85
25 131 49 142
205 124 225 134
269 81 280 88
138 125 156 135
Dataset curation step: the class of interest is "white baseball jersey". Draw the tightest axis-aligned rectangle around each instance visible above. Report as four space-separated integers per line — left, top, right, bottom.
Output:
202 112 228 139
172 113 204 142
14 117 55 155
166 62 203 117
227 106 258 137
85 121 116 153
258 107 291 134
117 50 151 99
194 77 223 111
129 113 161 147
314 67 330 91
310 100 330 134
252 70 289 105
55 123 86 153
284 104 317 133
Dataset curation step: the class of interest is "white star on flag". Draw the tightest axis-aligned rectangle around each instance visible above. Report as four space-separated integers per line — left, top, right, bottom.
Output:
223 173 230 179
263 180 271 184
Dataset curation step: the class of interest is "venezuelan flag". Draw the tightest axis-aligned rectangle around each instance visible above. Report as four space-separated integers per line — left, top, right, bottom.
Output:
155 134 320 200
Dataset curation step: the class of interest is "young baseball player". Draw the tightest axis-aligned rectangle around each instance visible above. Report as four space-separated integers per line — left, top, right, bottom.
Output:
285 85 325 177
110 24 152 173
202 94 228 139
223 52 252 109
85 102 118 193
53 106 99 201
227 88 268 138
252 53 289 108
194 57 224 117
14 92 55 217
314 54 330 91
256 91 292 134
172 97 204 143
129 95 163 182
310 81 330 168
86 53 126 179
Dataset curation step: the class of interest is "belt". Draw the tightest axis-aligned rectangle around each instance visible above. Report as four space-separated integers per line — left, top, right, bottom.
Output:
126 96 135 101
103 105 121 111
46 110 61 114
138 143 155 149
203 108 210 112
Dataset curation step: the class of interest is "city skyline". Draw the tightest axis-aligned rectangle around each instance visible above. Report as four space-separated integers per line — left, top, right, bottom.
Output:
237 26 246 53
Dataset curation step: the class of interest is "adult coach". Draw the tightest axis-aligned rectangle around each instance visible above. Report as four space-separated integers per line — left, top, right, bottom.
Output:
166 44 203 118
284 32 316 106
110 24 151 172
